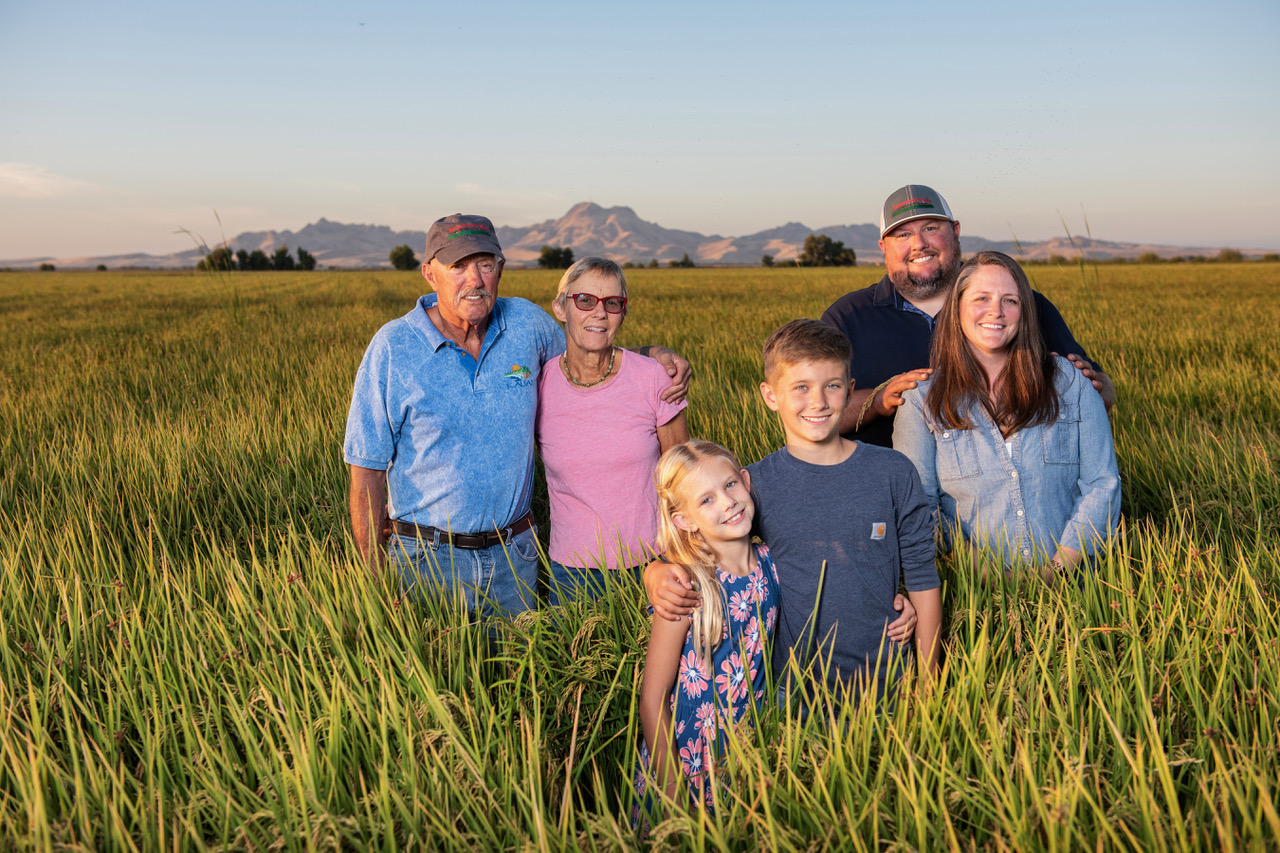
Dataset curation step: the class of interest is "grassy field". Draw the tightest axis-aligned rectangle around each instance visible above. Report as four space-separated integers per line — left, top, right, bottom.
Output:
1 263 1278 850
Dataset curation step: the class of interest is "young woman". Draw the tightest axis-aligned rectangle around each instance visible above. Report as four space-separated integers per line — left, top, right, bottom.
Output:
892 251 1121 579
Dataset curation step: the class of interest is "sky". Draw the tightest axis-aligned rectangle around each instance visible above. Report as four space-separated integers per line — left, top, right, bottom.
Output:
2 0 1278 260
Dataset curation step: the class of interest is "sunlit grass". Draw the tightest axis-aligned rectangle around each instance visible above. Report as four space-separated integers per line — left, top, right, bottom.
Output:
1 264 1277 849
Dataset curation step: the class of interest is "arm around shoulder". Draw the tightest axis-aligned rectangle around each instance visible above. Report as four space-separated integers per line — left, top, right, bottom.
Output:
643 557 700 622
1058 368 1122 560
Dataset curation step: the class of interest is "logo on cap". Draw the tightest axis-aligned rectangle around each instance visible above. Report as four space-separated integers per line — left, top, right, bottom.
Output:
448 223 494 240
891 198 936 220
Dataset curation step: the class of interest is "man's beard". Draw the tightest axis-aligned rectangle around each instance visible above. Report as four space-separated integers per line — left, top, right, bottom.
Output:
890 256 959 301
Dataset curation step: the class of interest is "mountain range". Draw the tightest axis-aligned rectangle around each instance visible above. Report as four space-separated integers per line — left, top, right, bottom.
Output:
3 202 1264 269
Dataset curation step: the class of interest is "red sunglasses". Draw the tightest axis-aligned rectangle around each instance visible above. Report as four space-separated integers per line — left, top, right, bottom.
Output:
569 293 627 314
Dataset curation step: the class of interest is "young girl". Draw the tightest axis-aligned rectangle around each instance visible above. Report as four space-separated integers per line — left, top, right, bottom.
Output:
634 440 780 815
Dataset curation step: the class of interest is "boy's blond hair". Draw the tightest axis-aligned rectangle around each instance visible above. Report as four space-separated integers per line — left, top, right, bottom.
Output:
762 319 852 384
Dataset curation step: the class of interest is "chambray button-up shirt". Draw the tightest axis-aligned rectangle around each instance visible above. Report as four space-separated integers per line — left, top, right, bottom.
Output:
893 357 1121 566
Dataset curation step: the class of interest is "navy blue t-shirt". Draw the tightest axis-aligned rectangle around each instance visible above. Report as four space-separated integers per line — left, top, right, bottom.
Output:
820 274 1099 448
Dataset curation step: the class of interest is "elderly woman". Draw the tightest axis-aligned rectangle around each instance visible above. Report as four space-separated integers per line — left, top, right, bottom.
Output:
892 251 1120 579
536 257 690 604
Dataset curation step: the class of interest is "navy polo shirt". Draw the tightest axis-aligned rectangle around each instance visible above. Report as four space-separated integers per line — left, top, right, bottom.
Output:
820 274 1099 448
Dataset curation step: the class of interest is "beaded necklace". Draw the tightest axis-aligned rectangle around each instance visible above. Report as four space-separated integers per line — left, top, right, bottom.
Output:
562 347 616 388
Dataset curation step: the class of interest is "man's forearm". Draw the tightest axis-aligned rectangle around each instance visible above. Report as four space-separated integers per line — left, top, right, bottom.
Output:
349 465 387 571
841 388 881 434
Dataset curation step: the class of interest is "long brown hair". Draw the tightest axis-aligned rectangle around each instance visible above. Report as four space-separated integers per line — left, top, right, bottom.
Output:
925 251 1058 434
654 439 746 668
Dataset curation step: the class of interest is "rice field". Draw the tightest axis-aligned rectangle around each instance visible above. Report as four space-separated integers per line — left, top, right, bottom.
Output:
1 262 1277 850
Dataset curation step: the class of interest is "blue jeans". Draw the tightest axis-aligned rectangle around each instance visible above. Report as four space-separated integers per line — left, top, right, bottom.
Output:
390 527 540 617
546 559 644 607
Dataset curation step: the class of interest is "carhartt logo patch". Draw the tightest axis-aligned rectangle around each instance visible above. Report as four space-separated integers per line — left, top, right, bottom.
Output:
870 522 886 540
504 365 531 381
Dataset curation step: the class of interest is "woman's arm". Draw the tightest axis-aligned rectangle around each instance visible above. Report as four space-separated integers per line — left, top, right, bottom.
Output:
908 586 943 686
1055 371 1122 570
891 389 946 547
639 614 690 804
656 409 690 455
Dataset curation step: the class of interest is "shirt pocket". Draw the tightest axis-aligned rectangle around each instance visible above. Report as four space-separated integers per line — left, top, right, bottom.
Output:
935 428 981 480
1040 401 1081 465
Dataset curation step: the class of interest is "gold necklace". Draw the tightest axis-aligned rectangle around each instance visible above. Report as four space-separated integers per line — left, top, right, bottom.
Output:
563 347 616 388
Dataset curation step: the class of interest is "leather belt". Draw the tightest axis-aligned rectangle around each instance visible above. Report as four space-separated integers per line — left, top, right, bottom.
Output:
384 513 533 550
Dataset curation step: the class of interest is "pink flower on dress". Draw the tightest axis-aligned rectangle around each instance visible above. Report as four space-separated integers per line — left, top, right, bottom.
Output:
679 742 705 780
716 652 749 704
741 616 763 657
728 589 752 622
694 701 718 741
765 605 777 633
678 650 709 697
748 571 768 604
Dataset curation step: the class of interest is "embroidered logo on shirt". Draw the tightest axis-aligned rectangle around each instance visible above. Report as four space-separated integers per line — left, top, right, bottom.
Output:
504 364 531 381
870 522 886 540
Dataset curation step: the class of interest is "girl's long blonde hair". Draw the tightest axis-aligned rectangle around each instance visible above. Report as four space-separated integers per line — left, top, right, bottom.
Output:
654 439 746 668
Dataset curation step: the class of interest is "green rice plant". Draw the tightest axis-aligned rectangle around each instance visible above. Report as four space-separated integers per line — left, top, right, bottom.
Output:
1 264 1277 850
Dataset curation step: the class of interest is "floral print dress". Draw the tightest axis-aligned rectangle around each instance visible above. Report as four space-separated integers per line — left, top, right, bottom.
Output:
634 543 781 813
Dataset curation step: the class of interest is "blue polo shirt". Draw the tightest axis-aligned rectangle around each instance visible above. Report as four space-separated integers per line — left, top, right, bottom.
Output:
343 295 565 533
821 274 1099 448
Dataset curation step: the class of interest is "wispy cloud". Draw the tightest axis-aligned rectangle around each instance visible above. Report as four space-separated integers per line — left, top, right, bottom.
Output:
0 163 100 198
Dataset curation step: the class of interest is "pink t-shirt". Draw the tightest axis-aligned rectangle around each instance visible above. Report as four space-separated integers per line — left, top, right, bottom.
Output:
536 349 687 570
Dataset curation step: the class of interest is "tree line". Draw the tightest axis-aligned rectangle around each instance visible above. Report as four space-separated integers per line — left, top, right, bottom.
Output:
197 245 317 271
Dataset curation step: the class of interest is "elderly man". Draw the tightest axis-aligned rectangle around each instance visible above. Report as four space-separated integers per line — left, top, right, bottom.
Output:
821 185 1115 448
344 214 689 616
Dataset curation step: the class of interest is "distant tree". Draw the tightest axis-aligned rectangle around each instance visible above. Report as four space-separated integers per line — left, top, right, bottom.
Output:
622 261 636 269
1169 256 1186 264
1048 253 1069 266
39 262 55 271
271 245 295 271
1217 248 1244 263
538 245 574 269
197 246 235 272
390 244 419 271
1137 252 1161 264
761 254 774 267
647 259 659 269
236 248 250 270
1188 255 1207 264
96 264 107 271
246 249 270 271
668 253 695 268
296 247 317 271
796 234 856 267
1262 253 1280 263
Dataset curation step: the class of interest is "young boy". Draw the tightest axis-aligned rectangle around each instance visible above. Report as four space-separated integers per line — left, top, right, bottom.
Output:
645 319 942 706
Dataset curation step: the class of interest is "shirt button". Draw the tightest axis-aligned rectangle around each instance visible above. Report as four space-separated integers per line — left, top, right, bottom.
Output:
1023 549 1031 556
942 432 949 438
1011 471 1018 478
1017 510 1024 517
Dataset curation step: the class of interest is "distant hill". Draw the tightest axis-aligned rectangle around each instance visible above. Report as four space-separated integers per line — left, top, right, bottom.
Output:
4 203 1271 269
